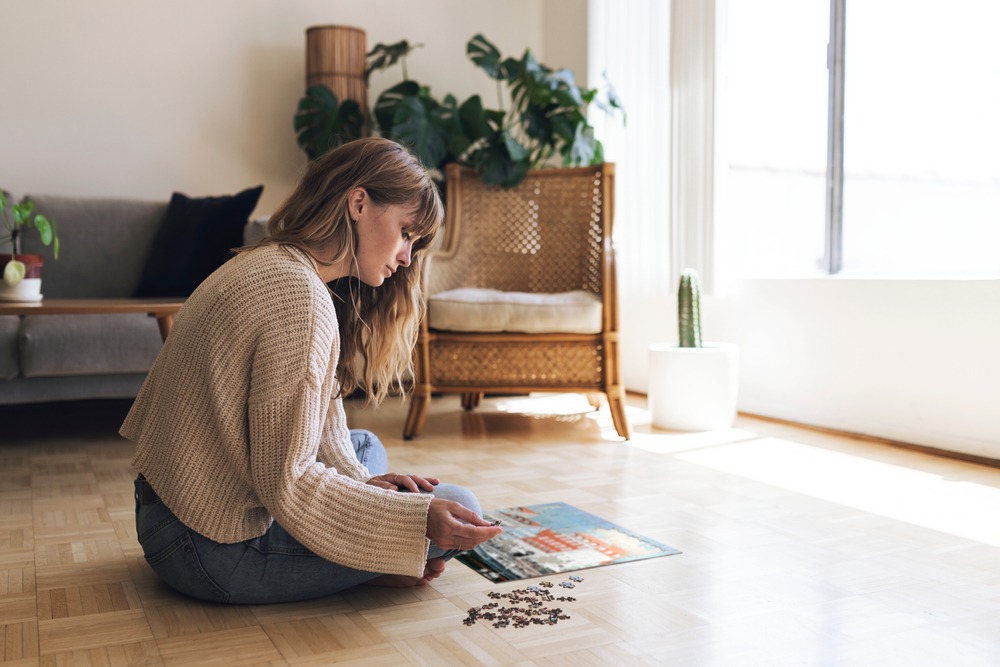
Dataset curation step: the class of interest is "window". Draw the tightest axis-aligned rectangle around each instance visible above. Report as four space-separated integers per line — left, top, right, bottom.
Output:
718 0 1000 278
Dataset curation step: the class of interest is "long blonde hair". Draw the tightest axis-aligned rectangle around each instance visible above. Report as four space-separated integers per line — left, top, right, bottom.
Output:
263 138 442 405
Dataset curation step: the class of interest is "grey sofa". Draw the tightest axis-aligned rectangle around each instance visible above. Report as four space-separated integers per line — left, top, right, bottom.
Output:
0 194 266 405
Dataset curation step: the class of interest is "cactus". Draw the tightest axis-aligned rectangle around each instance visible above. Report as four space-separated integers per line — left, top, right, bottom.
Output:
678 268 702 348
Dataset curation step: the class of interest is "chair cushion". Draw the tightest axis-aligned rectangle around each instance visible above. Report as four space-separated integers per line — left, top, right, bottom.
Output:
133 186 263 298
428 288 602 334
19 314 163 378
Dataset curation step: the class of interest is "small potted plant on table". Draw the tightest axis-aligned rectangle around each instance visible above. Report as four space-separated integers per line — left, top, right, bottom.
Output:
0 192 59 302
648 269 739 430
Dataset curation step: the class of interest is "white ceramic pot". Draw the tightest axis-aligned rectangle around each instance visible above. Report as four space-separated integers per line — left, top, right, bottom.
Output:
0 277 43 302
648 342 739 431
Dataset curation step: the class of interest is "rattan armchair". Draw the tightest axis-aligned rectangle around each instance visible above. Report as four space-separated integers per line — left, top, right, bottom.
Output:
403 162 630 440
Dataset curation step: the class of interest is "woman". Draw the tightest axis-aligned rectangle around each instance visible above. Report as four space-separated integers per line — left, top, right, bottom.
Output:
121 138 501 604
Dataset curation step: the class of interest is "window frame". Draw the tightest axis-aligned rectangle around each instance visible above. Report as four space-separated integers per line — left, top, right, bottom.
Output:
824 0 846 274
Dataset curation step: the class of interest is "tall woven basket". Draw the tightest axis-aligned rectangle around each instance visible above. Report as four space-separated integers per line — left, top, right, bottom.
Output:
305 25 368 128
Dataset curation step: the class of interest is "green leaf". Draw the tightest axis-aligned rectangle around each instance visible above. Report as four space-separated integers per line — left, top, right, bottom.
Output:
548 110 579 143
458 95 492 141
485 109 506 128
467 34 503 80
34 215 52 246
374 80 421 134
563 124 598 167
3 259 25 287
390 97 449 170
435 95 473 160
502 131 529 162
550 69 584 106
294 85 364 159
501 57 522 83
521 105 555 145
366 40 421 80
592 139 605 165
472 134 531 187
12 201 33 225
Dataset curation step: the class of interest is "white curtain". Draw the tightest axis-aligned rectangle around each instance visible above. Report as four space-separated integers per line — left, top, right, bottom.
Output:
589 0 717 392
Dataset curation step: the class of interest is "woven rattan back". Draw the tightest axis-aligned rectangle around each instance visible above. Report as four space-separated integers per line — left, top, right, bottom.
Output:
429 164 613 297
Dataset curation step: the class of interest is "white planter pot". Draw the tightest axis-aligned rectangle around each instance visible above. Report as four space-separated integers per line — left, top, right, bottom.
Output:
648 342 739 431
0 277 43 302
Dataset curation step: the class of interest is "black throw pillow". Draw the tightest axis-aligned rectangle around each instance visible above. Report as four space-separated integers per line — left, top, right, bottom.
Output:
134 186 263 298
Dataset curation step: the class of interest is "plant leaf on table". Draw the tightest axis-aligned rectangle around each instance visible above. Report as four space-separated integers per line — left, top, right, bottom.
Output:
0 191 59 288
2 259 25 287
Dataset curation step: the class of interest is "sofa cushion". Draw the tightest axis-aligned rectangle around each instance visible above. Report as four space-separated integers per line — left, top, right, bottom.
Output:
428 288 602 334
20 195 169 298
19 314 163 378
0 316 18 380
244 216 270 247
133 186 263 298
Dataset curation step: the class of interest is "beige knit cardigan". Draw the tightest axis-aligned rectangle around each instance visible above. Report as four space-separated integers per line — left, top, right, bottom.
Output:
121 244 432 578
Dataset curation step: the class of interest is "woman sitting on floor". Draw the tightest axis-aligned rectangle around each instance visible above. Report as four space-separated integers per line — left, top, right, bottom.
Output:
121 138 502 604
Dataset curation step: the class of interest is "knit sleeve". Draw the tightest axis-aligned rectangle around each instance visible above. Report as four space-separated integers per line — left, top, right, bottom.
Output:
317 397 374 481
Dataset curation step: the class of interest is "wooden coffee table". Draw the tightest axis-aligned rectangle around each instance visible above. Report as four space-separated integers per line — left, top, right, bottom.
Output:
0 298 185 341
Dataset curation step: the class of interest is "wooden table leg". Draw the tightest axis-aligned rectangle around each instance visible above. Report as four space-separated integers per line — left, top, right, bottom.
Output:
154 313 174 341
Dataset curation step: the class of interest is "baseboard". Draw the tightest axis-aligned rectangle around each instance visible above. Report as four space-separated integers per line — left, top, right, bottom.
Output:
741 411 1000 470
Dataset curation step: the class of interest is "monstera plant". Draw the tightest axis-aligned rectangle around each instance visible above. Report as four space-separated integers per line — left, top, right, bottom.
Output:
295 34 623 187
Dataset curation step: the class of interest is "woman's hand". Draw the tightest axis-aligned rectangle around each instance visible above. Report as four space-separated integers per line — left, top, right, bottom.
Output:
426 498 503 551
366 472 439 493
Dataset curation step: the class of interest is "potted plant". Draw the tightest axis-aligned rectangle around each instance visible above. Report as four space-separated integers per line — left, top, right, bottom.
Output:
0 192 59 302
295 34 623 187
647 269 739 431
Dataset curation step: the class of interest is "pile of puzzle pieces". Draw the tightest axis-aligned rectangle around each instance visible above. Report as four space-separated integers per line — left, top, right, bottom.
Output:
462 576 584 629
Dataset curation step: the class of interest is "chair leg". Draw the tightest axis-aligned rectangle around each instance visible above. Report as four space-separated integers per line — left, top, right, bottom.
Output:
605 387 631 440
585 392 605 409
403 390 431 440
461 392 483 411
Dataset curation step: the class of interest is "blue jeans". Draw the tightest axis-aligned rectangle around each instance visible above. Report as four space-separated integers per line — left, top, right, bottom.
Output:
134 430 479 604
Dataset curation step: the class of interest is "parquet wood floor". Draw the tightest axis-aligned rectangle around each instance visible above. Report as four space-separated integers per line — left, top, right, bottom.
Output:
1 394 999 666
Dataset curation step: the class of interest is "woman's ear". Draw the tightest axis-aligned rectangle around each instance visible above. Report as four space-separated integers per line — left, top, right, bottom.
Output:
348 187 367 222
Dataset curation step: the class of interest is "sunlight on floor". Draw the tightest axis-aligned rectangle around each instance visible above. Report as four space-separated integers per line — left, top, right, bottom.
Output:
495 393 597 416
676 436 1000 547
623 427 760 454
480 392 1000 548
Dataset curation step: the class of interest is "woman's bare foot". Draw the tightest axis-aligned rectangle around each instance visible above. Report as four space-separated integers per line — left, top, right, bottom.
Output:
366 558 447 588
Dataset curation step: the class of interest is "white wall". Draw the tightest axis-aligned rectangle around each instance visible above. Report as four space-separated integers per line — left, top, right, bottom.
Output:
0 0 544 216
542 0 589 88
626 278 1000 461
